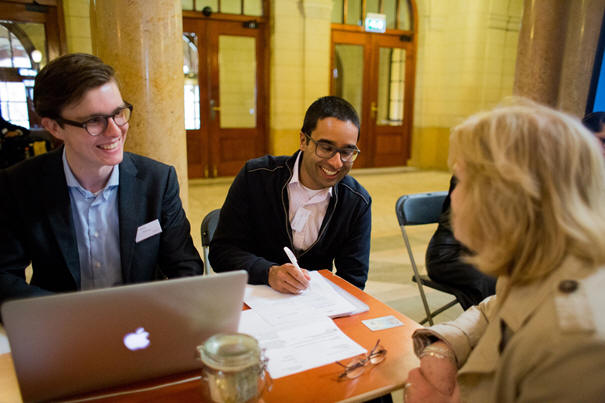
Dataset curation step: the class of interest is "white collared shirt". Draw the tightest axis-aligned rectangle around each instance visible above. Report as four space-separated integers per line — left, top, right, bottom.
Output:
62 150 122 290
287 153 332 251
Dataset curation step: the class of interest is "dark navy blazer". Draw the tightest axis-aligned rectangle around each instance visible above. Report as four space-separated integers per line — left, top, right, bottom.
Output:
0 147 203 307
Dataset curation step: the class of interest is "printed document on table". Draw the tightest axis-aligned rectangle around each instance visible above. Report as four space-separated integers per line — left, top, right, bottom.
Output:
238 309 366 379
244 271 357 327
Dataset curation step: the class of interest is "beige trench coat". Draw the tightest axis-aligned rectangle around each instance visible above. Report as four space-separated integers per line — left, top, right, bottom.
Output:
413 256 605 402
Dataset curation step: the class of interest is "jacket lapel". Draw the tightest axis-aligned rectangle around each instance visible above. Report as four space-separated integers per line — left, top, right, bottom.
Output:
118 153 139 282
43 148 81 286
458 318 502 375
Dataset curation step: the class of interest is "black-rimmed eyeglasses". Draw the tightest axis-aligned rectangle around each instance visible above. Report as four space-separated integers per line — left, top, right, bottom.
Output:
56 103 133 136
336 339 387 380
304 132 360 163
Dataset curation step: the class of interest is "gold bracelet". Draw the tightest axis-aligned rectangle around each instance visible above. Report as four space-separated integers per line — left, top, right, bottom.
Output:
419 344 456 364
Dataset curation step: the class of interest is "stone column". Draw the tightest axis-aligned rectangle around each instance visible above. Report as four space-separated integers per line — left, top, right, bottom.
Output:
558 0 605 116
513 0 570 106
89 0 189 208
514 0 605 115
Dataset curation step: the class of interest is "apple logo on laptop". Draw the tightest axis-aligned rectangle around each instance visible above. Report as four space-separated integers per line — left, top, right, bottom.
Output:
123 327 150 351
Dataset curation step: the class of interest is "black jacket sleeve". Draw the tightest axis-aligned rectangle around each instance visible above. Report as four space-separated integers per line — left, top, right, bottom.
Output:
209 163 279 284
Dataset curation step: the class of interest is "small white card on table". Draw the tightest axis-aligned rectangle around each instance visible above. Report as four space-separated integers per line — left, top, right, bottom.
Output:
362 315 404 331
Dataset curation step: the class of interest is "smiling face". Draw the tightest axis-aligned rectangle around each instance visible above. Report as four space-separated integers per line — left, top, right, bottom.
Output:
42 80 128 189
298 117 359 190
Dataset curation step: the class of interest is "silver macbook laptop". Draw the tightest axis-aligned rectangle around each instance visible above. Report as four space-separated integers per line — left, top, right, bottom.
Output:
1 270 248 402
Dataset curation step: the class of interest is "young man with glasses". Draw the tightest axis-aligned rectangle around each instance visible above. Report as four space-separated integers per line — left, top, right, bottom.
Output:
0 53 202 308
210 96 371 293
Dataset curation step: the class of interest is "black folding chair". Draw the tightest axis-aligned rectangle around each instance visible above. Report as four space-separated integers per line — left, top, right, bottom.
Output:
395 192 461 325
200 209 221 275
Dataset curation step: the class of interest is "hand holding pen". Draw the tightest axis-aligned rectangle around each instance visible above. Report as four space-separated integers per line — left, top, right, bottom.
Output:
267 246 311 294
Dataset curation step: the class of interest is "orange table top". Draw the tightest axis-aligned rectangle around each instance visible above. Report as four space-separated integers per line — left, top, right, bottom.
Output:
0 270 421 402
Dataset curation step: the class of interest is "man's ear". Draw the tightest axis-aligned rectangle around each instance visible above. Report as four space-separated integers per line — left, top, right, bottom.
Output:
41 117 65 141
299 131 307 150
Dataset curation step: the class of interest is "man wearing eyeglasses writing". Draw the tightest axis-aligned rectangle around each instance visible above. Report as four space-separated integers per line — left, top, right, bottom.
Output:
210 96 371 293
0 53 202 309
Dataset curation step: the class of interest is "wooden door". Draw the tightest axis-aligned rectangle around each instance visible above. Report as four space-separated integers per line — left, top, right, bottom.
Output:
331 30 415 167
369 34 414 167
184 18 267 178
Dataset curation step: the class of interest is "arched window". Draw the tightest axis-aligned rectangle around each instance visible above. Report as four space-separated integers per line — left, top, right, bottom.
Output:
0 22 45 129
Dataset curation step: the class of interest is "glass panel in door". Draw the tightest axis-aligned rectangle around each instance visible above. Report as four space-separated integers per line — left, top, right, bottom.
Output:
218 35 256 128
332 44 364 123
376 47 405 126
183 33 200 130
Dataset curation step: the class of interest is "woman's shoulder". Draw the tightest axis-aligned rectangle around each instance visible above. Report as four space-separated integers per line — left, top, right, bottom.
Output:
504 262 605 351
551 266 605 336
516 264 605 351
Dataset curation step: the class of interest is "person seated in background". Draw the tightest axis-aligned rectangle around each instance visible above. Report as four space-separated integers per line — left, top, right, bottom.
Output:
209 96 371 294
404 99 605 402
0 115 28 138
582 111 605 156
0 53 202 309
0 115 34 168
425 176 496 309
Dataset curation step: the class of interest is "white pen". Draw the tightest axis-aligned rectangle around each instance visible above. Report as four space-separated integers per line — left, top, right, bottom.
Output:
283 247 310 292
283 246 302 272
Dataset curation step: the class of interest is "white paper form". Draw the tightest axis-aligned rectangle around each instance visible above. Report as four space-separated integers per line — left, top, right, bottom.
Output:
238 309 366 379
243 271 357 327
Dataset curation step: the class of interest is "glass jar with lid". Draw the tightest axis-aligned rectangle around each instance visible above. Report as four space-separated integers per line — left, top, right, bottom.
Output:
198 333 267 403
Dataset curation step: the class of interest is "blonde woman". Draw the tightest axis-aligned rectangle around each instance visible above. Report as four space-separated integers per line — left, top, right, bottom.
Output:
404 99 605 403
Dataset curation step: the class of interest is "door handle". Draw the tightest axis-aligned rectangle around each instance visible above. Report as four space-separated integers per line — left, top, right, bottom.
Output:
209 99 220 120
370 102 378 120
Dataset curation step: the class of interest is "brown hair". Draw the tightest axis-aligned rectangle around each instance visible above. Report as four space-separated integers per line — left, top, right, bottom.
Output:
34 53 115 119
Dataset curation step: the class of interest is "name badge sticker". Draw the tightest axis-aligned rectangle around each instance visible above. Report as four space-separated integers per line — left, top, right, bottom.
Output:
291 208 311 232
136 219 162 243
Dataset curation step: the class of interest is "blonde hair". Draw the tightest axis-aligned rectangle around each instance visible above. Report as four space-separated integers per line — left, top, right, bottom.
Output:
449 98 605 288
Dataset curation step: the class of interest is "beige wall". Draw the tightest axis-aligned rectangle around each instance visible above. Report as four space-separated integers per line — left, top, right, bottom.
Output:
63 0 92 53
270 0 333 155
411 0 522 169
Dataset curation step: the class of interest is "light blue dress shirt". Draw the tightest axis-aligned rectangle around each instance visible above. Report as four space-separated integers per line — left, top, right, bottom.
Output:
62 151 122 290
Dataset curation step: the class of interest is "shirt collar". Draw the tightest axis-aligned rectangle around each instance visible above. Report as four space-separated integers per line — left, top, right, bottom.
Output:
289 152 333 197
62 148 119 199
